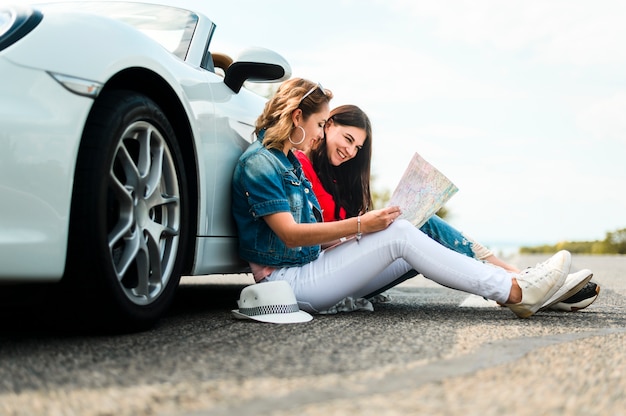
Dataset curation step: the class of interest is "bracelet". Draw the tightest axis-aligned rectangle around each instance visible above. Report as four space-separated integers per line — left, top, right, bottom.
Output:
356 215 362 241
339 237 347 243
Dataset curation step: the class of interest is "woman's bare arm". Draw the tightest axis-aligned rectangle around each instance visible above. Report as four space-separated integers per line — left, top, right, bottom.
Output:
263 206 401 248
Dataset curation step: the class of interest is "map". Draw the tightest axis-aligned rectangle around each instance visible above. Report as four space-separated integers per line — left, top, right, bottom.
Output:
387 152 458 228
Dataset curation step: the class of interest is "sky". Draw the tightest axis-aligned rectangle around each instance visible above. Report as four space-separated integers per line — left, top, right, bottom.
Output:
16 0 626 249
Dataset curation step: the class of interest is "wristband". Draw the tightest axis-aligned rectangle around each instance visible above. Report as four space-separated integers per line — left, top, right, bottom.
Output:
356 215 362 241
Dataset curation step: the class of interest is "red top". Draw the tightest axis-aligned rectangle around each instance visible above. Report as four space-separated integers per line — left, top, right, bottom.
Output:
295 150 346 222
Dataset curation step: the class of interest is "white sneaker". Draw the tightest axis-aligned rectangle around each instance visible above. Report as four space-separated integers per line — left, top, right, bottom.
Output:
539 269 593 311
506 250 571 318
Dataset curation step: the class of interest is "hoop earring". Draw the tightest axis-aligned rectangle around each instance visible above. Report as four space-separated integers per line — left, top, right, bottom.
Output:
289 126 306 145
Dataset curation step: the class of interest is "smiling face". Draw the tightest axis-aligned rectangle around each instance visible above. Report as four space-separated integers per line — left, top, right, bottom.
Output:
323 118 367 166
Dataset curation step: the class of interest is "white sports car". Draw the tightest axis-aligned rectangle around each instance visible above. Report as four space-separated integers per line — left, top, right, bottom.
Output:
0 2 290 329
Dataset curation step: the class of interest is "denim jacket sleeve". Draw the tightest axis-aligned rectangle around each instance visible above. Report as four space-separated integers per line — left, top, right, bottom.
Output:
232 141 321 267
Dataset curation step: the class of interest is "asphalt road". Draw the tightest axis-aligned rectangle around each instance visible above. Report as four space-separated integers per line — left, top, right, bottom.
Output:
0 254 624 416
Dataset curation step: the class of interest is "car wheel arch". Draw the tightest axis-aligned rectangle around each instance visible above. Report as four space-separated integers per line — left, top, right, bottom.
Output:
98 68 200 275
63 87 196 330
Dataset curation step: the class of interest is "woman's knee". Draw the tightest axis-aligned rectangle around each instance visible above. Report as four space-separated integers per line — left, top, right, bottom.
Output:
388 219 426 241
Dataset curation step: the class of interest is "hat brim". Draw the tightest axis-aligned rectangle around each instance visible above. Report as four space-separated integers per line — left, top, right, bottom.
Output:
232 309 312 324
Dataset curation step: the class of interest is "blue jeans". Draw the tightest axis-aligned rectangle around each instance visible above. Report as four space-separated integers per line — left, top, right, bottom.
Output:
363 215 489 298
420 215 475 257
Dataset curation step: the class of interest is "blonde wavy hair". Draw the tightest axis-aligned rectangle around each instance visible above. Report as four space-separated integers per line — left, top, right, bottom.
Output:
255 78 333 151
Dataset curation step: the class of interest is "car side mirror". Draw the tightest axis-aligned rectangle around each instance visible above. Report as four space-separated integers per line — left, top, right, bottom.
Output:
224 47 291 93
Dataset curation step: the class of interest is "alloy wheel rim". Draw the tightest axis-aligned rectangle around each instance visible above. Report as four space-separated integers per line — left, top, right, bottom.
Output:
106 120 181 305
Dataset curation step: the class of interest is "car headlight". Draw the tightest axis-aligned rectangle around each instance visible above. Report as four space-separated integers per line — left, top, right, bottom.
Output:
0 5 43 52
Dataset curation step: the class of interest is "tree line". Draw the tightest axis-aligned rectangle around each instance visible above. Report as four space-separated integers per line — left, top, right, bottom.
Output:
520 228 626 254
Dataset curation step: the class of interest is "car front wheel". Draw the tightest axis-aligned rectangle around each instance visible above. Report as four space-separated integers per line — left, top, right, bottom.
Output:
65 90 189 331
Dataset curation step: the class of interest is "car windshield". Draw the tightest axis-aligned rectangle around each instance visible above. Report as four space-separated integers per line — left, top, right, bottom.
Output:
41 2 198 60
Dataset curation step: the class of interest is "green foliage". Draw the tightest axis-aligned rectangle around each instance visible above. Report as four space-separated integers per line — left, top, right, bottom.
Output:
606 228 626 253
436 206 450 220
520 228 626 255
371 186 391 210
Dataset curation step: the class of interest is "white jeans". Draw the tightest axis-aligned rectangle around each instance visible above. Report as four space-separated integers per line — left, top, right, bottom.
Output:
265 219 514 313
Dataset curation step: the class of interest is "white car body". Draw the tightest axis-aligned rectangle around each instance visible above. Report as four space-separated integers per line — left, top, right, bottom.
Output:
0 2 290 328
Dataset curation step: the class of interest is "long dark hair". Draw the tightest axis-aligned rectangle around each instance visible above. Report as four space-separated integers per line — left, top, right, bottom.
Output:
310 105 373 219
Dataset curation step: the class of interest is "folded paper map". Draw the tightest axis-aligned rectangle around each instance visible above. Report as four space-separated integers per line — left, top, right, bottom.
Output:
387 152 458 228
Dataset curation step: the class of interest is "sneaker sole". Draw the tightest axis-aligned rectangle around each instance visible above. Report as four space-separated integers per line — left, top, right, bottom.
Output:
539 270 593 311
550 284 600 312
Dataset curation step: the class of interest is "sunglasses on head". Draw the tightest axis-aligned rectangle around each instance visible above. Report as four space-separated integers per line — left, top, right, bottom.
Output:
299 82 325 106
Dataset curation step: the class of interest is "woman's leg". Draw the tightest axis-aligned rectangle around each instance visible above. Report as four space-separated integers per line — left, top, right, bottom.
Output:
420 215 476 257
361 216 520 300
358 215 483 299
421 215 520 273
267 219 514 313
361 263 418 299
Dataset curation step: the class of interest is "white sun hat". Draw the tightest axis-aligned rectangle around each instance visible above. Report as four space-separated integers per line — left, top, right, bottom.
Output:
232 280 313 324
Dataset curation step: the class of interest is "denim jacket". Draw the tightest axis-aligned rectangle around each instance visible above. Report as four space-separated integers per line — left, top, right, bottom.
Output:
232 137 322 267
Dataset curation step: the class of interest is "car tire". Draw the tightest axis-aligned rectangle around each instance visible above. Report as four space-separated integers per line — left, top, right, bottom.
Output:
64 90 189 331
